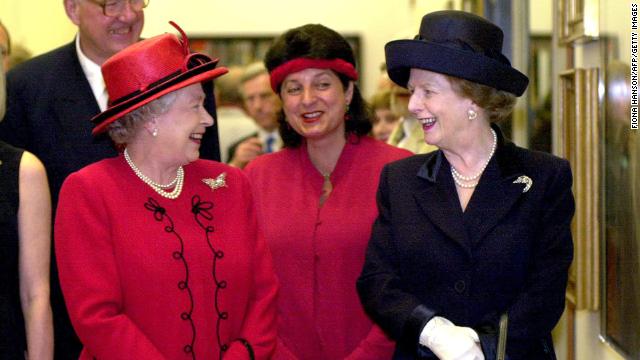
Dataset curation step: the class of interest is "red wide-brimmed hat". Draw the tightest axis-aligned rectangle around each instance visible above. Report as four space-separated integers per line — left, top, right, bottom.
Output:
91 21 228 135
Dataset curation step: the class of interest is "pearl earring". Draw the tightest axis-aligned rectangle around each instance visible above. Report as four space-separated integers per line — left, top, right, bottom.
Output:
152 128 158 137
467 109 477 120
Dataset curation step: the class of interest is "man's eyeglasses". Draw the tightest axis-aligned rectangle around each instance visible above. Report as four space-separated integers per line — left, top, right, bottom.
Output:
87 0 149 17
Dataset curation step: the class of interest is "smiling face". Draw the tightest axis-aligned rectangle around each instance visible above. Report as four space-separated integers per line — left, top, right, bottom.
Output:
65 0 144 65
280 68 353 143
154 84 213 165
407 68 474 150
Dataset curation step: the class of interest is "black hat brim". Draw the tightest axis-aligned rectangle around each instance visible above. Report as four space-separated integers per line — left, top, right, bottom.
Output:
385 39 528 96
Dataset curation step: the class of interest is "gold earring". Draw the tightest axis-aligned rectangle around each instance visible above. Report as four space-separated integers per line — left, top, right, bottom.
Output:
467 109 477 120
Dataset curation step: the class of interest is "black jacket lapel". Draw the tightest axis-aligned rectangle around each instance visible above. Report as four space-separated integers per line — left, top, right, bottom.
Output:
414 151 472 254
464 128 528 244
464 162 524 243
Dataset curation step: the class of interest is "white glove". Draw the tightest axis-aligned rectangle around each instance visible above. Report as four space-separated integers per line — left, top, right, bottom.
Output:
419 316 485 360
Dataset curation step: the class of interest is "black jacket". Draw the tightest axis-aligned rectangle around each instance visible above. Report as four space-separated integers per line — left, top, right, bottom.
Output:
357 126 574 359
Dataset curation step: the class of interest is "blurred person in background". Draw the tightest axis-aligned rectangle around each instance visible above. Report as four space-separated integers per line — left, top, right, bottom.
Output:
215 65 258 163
228 62 282 169
0 20 32 71
0 20 11 71
369 89 400 143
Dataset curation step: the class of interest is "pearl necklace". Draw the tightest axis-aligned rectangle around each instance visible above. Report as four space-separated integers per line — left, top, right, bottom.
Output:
124 148 185 199
451 128 497 188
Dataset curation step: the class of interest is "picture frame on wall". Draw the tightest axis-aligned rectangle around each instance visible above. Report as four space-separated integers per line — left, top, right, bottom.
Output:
556 68 600 311
527 35 553 153
600 56 640 359
558 0 599 44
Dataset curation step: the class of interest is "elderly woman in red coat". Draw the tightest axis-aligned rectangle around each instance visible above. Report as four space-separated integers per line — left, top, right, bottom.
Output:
55 22 278 360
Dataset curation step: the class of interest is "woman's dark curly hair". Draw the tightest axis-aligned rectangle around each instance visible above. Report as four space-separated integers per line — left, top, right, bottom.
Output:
264 24 372 148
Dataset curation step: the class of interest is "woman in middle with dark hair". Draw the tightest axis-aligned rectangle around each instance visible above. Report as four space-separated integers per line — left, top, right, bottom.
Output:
245 24 411 359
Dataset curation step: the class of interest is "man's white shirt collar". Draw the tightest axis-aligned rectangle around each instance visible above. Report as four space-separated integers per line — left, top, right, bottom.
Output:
75 34 108 111
257 129 281 152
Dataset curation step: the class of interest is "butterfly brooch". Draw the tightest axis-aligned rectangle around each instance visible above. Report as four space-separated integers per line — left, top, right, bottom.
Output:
202 172 227 191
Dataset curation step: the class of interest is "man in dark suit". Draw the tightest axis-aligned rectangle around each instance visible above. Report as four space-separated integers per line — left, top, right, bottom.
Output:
228 62 280 168
0 1 220 358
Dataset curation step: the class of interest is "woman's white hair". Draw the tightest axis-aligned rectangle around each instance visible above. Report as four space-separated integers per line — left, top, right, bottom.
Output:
107 91 177 145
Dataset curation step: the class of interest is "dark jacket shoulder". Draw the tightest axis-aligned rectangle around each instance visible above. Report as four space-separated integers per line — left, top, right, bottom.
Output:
7 41 79 88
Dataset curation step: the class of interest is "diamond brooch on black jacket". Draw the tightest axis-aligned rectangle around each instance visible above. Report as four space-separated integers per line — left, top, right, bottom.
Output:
513 175 533 193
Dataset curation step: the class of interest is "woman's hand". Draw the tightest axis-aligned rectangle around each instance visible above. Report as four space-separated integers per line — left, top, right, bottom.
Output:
419 316 484 360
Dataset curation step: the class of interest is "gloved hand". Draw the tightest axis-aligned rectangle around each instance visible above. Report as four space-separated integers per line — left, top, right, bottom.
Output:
419 316 485 360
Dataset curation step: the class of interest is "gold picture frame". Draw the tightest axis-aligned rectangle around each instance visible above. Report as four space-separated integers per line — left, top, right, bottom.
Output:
601 58 640 359
558 0 599 44
557 68 600 310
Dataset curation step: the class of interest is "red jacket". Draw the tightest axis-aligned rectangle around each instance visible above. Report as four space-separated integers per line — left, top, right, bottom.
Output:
56 157 278 359
246 136 411 359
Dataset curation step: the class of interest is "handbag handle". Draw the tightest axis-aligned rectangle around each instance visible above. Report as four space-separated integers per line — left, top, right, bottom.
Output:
497 313 509 360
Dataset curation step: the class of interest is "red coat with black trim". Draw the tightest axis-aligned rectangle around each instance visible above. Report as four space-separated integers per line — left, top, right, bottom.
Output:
55 157 278 359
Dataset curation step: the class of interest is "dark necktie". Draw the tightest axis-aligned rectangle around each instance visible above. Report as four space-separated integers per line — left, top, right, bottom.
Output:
265 135 275 153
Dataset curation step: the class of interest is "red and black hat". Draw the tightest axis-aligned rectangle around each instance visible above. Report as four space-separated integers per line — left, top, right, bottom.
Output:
91 21 228 135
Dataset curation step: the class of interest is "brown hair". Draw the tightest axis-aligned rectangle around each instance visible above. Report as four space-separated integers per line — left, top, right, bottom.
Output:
369 90 392 111
446 75 516 122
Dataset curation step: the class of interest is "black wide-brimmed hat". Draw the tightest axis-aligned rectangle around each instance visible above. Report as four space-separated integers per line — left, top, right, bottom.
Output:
385 10 528 96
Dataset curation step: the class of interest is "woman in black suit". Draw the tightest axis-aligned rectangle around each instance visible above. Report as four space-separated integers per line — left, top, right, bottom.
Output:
357 10 574 360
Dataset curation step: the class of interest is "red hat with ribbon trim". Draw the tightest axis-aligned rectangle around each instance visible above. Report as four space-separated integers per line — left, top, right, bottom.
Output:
91 21 228 135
